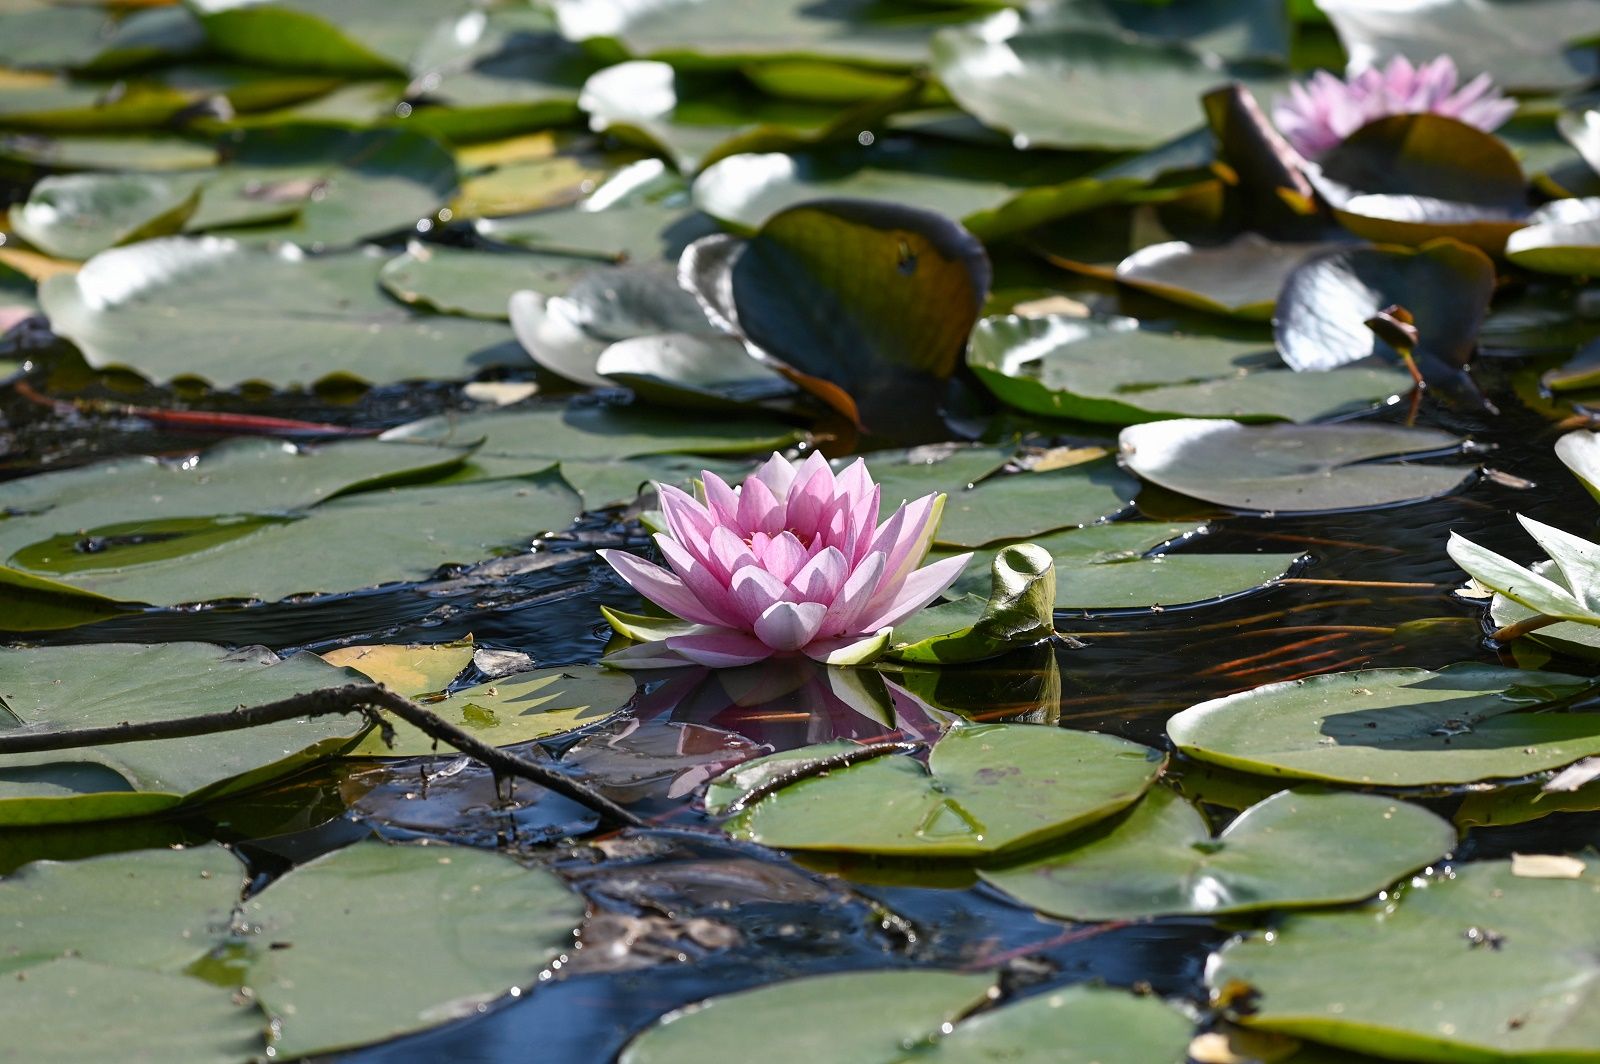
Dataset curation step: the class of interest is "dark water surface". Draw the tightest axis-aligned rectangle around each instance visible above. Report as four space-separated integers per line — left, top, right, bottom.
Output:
3 341 1599 1062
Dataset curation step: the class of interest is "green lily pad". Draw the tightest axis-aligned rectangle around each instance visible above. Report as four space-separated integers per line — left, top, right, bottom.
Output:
1563 108 1600 178
702 739 860 815
1315 0 1600 93
727 722 1163 858
9 171 205 260
1114 236 1344 320
0 65 342 132
186 126 458 249
969 315 1411 425
682 200 990 433
379 242 600 320
1505 197 1600 275
478 196 718 264
865 446 1136 548
0 643 368 825
983 787 1456 920
1118 419 1474 514
595 332 794 410
1211 859 1600 1061
932 21 1276 151
1308 115 1530 253
1274 239 1496 389
0 844 245 976
319 640 478 699
911 983 1196 1064
1037 0 1290 62
242 839 585 1059
0 4 205 74
940 522 1303 611
888 544 1055 664
189 0 465 75
0 132 218 172
39 238 526 387
1166 664 1600 786
1487 559 1600 662
1 959 265 1064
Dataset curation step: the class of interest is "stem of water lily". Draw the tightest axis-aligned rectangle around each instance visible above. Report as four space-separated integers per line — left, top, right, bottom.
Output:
1490 614 1562 643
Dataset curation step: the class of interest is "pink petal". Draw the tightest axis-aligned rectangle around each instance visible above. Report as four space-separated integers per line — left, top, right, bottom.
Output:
753 600 827 652
789 545 847 603
654 534 742 627
784 463 834 542
869 493 941 598
752 452 797 502
702 471 741 528
666 628 776 667
729 565 790 625
600 548 727 626
759 530 810 584
737 474 783 536
657 483 715 555
708 525 757 581
821 550 886 637
859 553 972 632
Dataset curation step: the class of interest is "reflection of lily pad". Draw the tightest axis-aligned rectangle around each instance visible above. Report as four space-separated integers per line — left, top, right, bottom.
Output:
984 787 1455 920
1167 664 1600 786
1119 418 1473 513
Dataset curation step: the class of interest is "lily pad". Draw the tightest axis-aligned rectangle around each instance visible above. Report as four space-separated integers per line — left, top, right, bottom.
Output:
911 984 1197 1064
932 21 1273 152
887 544 1055 664
681 199 991 432
727 722 1163 858
39 238 527 388
983 787 1456 920
1308 115 1530 252
9 171 204 261
0 643 368 825
1037 0 1291 62
242 839 586 1059
1314 0 1600 93
0 3 206 74
0 845 245 976
969 315 1411 426
1118 419 1474 514
0 132 219 172
1166 664 1600 786
380 242 599 320
319 641 477 699
939 522 1303 612
189 0 465 74
1114 236 1344 320
1505 197 1600 275
1211 859 1600 1061
1273 240 1496 392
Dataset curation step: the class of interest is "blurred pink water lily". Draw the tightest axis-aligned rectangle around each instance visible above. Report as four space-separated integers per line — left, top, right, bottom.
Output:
1273 55 1517 159
599 453 971 668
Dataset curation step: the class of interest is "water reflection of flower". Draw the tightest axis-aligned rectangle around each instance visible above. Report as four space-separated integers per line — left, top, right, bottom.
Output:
1273 55 1516 159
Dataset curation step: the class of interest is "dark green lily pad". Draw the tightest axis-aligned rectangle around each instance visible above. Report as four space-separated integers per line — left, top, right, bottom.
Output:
681 199 990 433
1315 0 1600 93
1118 419 1473 514
1308 115 1530 252
969 315 1411 425
478 196 719 264
189 0 463 74
9 171 204 261
984 787 1456 920
1036 0 1291 62
0 132 218 172
0 3 206 74
39 238 526 387
1211 859 1600 1060
888 544 1055 664
1167 664 1600 786
727 723 1163 858
1505 197 1600 275
0 65 342 133
1274 240 1496 391
380 242 599 320
932 23 1275 151
0 643 368 825
939 522 1302 611
243 839 585 1059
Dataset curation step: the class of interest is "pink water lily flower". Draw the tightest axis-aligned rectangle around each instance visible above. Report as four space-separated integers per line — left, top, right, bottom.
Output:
1273 55 1517 159
599 453 971 668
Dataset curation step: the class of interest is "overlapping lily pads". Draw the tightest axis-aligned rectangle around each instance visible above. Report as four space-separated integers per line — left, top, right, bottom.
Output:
969 315 1412 425
727 723 1163 858
983 787 1456 920
1167 664 1600 786
0 643 368 824
1119 419 1474 513
9 171 205 260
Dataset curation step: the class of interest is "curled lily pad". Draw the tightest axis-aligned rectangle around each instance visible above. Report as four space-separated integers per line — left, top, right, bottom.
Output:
1308 115 1530 252
969 315 1411 425
1114 236 1344 320
681 199 991 433
1166 664 1600 786
39 238 526 388
1273 239 1496 395
1119 418 1473 514
1505 197 1600 275
594 332 795 410
0 643 368 825
1211 860 1600 1061
727 723 1163 858
9 171 204 261
242 839 586 1059
983 787 1456 920
887 544 1056 664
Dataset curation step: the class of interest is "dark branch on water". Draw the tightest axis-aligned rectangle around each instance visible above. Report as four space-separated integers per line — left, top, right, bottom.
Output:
0 682 644 829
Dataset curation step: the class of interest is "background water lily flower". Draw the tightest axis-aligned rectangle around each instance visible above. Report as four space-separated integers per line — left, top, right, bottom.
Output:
1273 55 1517 158
600 453 971 667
